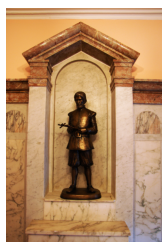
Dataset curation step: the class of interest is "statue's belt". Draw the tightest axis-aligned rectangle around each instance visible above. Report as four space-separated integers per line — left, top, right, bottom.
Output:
72 131 89 138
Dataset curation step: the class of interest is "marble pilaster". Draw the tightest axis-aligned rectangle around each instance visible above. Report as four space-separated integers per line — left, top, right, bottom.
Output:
110 59 134 241
26 60 52 228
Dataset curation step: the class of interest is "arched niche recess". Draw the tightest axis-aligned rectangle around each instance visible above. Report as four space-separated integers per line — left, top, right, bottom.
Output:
49 53 112 194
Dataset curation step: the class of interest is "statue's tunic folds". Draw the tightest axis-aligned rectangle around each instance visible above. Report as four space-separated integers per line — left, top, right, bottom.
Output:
67 107 97 151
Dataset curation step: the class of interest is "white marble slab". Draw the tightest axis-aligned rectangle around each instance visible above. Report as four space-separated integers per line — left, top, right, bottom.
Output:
135 141 162 241
28 235 128 242
26 220 130 237
134 104 162 242
44 200 115 222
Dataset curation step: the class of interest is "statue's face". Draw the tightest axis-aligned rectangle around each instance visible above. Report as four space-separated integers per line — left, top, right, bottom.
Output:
75 96 84 109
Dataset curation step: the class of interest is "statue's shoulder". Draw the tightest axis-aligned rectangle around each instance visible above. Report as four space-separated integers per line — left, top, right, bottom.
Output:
68 109 78 116
85 108 96 117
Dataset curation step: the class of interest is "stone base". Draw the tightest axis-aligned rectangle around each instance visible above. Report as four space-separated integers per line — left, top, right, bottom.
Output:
28 235 129 242
26 220 130 242
60 188 101 200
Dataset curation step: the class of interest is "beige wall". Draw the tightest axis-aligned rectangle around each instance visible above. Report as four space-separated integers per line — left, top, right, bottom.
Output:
6 19 162 79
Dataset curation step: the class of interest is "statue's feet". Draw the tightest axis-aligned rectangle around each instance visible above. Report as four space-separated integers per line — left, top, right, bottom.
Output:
87 185 95 193
67 185 76 193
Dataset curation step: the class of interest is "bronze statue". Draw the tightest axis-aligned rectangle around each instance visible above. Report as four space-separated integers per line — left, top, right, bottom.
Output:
58 91 101 199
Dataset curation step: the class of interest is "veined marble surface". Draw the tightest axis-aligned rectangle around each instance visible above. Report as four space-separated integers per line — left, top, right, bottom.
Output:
28 235 128 242
134 104 162 135
114 87 134 242
50 52 111 193
6 104 27 242
44 200 115 222
134 104 162 242
26 87 50 228
26 220 130 236
135 141 161 241
135 111 160 134
6 110 26 133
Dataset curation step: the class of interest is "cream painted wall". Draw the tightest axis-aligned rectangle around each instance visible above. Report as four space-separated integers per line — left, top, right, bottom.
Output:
6 19 162 79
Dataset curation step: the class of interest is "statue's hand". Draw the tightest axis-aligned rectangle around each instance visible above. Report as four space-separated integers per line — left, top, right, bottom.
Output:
79 128 87 134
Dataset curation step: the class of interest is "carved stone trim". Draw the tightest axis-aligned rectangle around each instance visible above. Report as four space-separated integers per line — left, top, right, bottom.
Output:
28 60 53 92
110 77 134 91
28 78 52 92
6 8 162 20
6 79 29 103
33 33 131 67
133 79 162 104
22 22 140 65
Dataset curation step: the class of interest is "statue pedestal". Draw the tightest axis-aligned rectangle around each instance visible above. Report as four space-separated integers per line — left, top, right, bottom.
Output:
60 188 101 200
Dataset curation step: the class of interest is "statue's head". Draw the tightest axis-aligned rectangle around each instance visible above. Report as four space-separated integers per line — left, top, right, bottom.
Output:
74 91 87 109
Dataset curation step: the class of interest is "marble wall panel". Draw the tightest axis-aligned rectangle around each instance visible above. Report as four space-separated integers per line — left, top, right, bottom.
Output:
134 104 162 242
136 111 160 134
134 105 162 132
6 110 27 133
6 104 28 242
50 52 111 193
135 141 161 241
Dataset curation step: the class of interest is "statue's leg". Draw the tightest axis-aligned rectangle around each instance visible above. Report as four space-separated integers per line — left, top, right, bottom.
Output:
67 150 79 193
84 166 95 193
80 150 95 193
67 167 78 193
72 167 78 186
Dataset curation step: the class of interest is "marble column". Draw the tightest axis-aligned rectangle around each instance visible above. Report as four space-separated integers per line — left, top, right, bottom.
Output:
26 60 52 228
110 59 134 241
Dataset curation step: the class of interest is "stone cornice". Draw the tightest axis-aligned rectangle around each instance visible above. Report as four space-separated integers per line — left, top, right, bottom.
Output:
22 22 140 66
6 8 162 20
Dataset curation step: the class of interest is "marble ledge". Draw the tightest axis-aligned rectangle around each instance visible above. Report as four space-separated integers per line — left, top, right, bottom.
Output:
44 191 115 203
26 220 130 237
135 134 161 141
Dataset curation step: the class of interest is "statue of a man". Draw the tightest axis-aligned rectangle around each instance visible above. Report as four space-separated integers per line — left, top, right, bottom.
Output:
66 91 98 193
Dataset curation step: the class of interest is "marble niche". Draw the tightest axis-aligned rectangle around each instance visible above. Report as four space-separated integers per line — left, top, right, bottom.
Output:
48 52 112 194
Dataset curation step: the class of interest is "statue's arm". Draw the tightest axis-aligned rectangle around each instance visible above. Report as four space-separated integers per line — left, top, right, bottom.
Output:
87 114 98 134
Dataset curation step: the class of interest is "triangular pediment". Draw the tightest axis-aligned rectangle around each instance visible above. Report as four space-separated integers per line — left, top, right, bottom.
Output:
22 22 140 67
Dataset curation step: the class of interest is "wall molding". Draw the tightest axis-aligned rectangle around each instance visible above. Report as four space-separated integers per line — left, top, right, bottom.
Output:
6 78 162 104
6 79 29 103
133 79 162 104
6 8 162 20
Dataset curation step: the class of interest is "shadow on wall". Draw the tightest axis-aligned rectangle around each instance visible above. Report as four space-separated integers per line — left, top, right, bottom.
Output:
132 64 144 77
